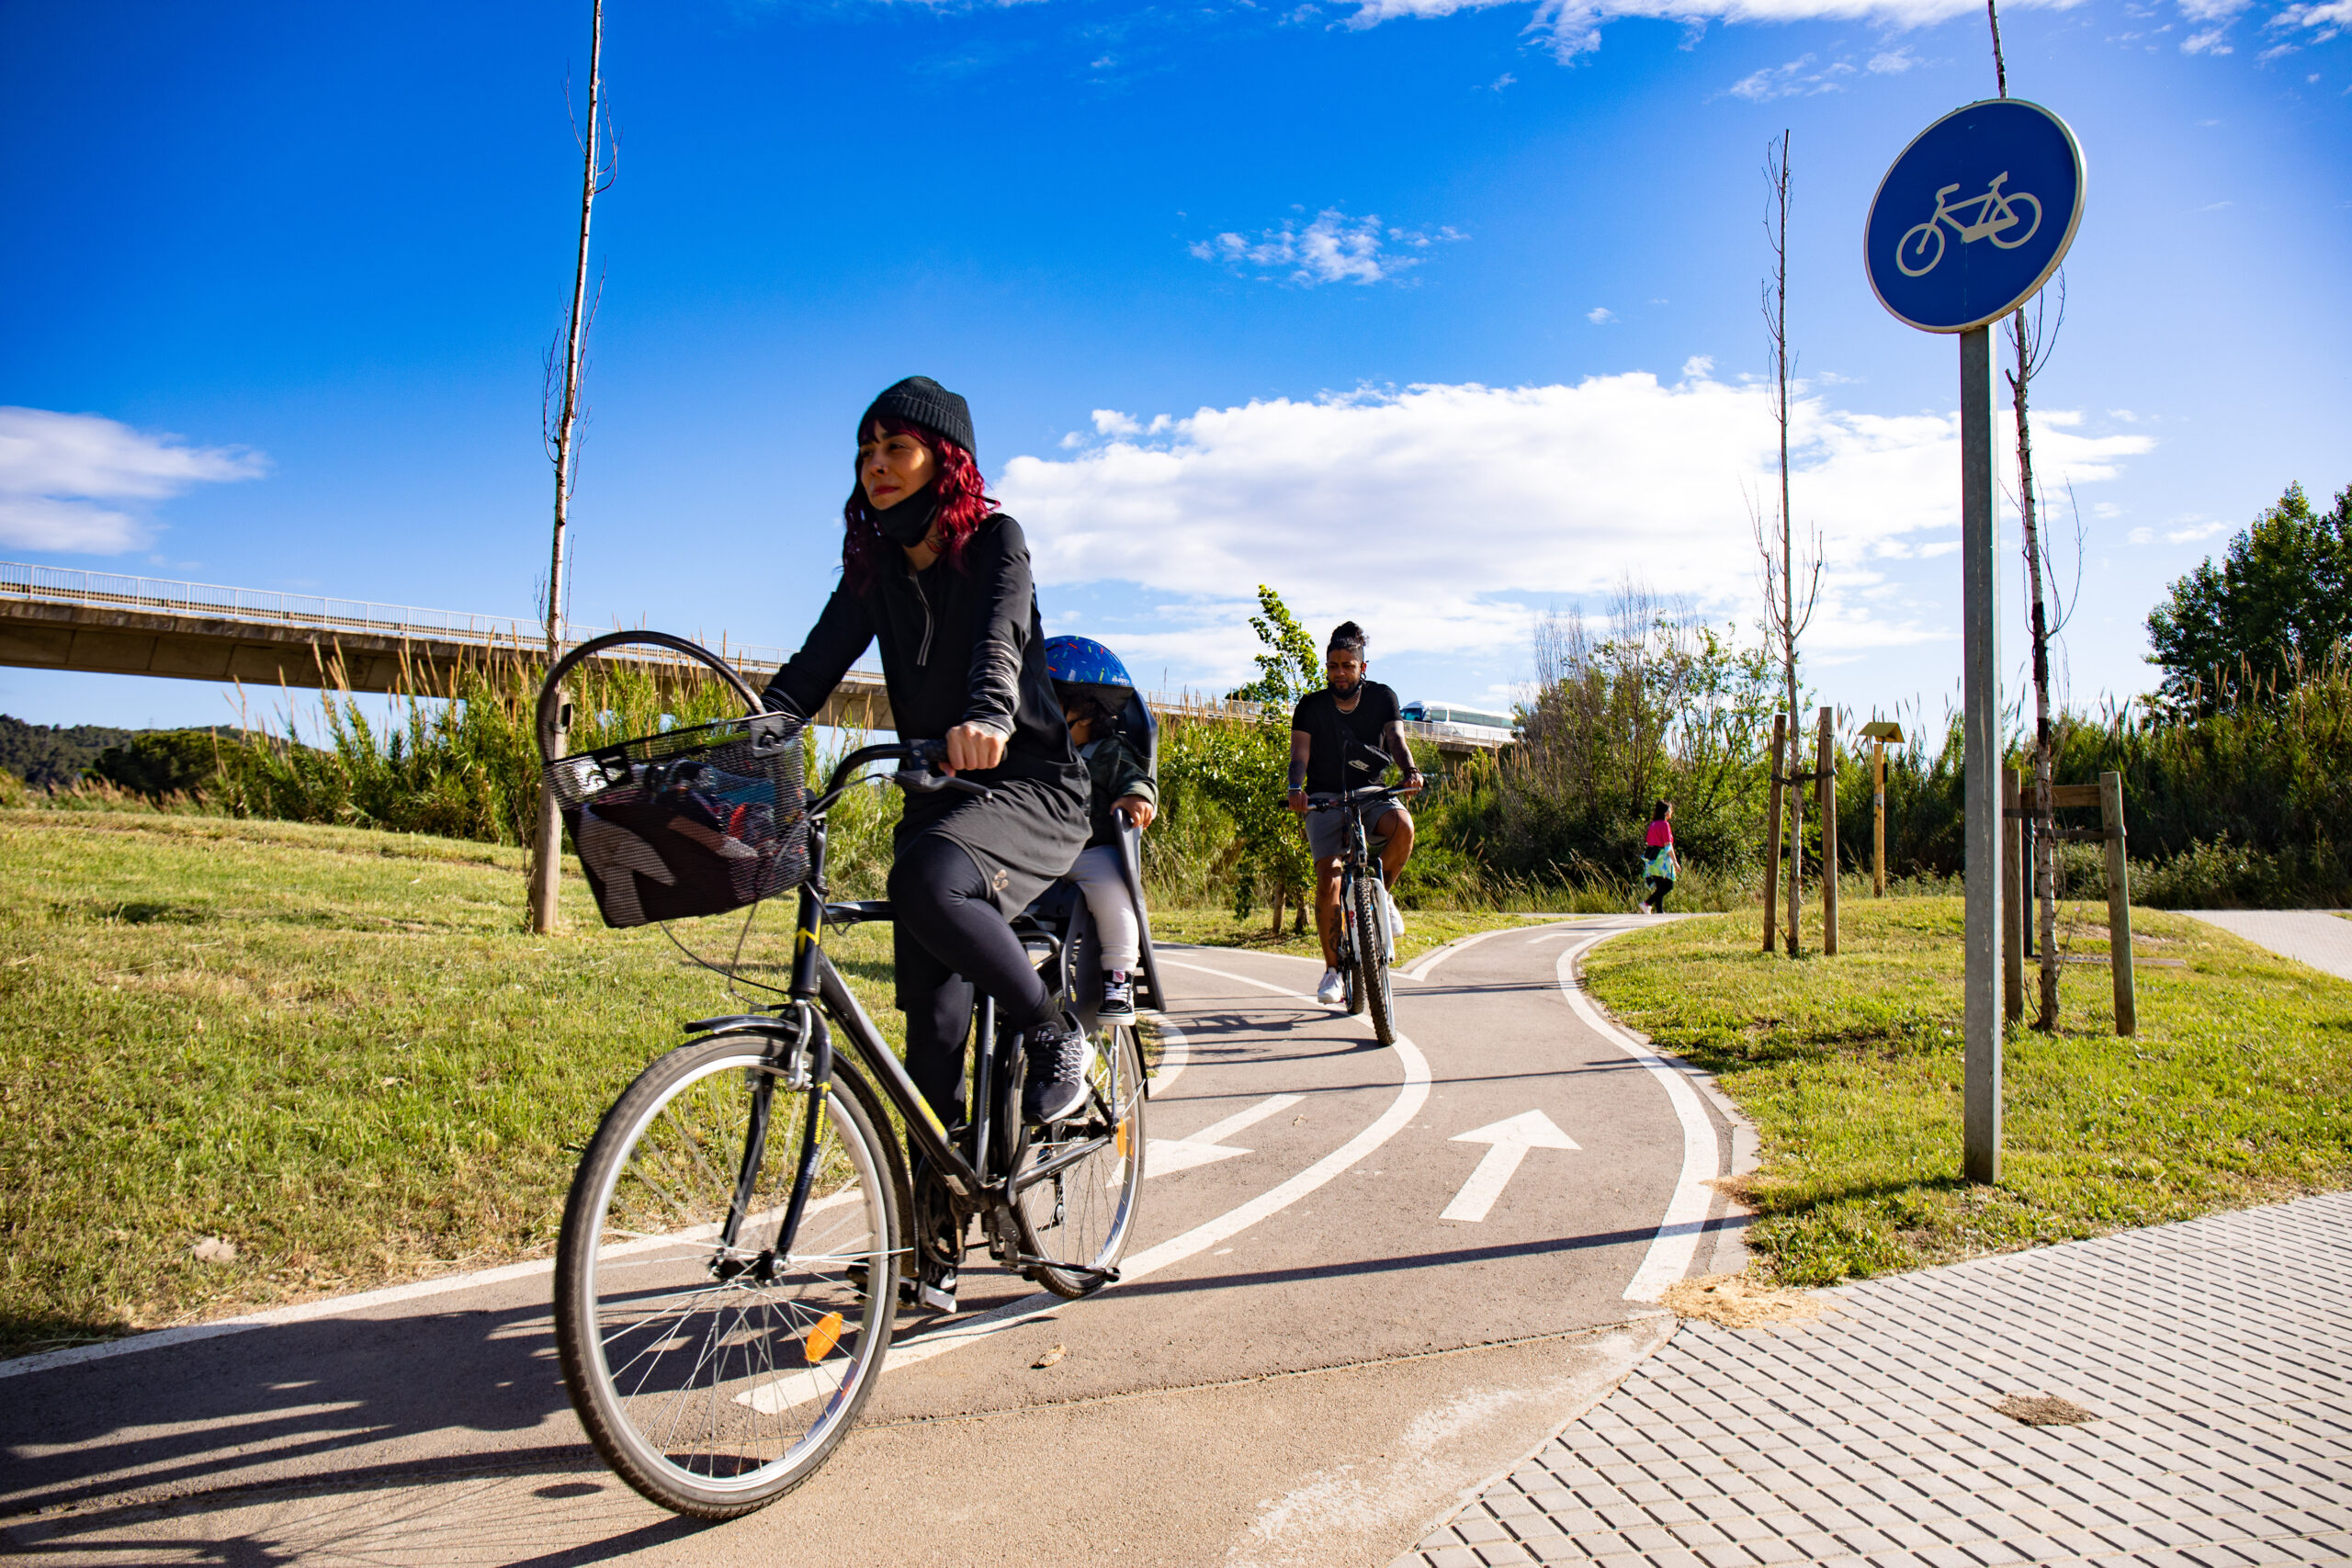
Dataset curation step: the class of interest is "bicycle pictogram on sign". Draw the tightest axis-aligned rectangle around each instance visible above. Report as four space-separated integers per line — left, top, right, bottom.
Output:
1895 172 2043 277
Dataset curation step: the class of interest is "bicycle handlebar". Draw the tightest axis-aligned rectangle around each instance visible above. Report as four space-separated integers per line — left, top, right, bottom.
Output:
814 739 990 815
1294 783 1419 812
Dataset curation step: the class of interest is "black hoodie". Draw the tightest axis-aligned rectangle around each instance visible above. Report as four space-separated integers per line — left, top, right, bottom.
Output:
764 513 1088 907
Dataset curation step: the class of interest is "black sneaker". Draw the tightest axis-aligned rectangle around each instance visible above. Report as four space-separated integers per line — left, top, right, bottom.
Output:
1099 970 1135 1020
1021 1017 1095 1123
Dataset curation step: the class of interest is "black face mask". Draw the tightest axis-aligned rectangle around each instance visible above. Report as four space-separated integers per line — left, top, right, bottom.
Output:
872 487 942 549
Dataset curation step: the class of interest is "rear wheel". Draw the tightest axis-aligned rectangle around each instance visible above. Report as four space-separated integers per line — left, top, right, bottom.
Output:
1014 1021 1147 1298
1352 874 1396 1046
555 1038 899 1518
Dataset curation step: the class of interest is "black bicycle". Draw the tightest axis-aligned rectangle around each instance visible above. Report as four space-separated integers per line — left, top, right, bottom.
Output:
1306 784 1411 1048
541 637 1149 1518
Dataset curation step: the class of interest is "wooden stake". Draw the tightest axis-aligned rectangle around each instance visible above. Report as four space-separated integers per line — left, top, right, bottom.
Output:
2102 771 2137 1036
1872 739 1887 897
2002 766 2024 1024
1816 706 1838 955
1761 712 1787 953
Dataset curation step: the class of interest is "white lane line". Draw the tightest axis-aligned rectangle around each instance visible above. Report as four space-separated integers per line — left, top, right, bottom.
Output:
0 1187 864 1382
1147 1092 1306 1178
1159 956 1331 1002
1146 1013 1190 1096
1552 943 1719 1303
873 974 1431 1383
1406 923 1564 981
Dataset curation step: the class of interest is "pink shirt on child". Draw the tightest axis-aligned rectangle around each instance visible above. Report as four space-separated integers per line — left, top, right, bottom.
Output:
1645 820 1674 849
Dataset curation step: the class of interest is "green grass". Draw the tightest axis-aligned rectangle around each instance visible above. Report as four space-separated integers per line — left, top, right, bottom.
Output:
0 809 902 1359
1582 898 2352 1285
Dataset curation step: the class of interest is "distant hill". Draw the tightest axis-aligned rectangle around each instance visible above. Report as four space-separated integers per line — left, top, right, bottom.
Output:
0 716 139 790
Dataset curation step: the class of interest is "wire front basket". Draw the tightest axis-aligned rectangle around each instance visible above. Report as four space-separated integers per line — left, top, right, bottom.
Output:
537 633 808 931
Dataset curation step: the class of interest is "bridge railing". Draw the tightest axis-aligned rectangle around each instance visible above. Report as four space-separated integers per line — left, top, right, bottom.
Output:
1 560 1502 746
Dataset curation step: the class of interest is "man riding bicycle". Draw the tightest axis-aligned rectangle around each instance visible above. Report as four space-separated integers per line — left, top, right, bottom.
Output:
1284 621 1423 1006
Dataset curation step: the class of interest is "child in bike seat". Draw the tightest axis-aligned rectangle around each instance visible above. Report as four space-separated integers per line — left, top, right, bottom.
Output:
1045 636 1157 1021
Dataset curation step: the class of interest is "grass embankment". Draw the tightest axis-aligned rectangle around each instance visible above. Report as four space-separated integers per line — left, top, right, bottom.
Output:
0 811 902 1359
1583 899 2352 1284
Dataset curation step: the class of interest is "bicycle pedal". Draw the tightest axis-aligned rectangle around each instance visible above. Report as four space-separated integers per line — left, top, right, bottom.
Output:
916 1272 958 1314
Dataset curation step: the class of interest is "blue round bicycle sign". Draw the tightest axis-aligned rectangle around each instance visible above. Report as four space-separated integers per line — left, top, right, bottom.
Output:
1865 98 2085 333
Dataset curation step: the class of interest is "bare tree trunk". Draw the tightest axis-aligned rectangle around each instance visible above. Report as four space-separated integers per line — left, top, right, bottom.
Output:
528 0 609 935
1752 130 1818 956
1990 0 2061 1026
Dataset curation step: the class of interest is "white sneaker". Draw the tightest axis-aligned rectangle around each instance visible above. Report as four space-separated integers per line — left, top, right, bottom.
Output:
1381 887 1403 959
1316 968 1346 1005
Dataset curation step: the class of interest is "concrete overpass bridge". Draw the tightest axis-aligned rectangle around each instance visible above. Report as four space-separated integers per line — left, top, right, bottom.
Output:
0 560 1506 756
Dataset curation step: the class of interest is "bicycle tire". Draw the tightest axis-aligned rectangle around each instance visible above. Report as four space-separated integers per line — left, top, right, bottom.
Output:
1340 871 1367 1016
1353 874 1396 1047
1014 1021 1148 1299
555 1036 900 1518
1896 220 1943 277
1988 192 2041 250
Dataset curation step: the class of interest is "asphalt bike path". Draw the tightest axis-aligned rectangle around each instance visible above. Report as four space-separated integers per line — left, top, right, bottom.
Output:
2 915 1746 1566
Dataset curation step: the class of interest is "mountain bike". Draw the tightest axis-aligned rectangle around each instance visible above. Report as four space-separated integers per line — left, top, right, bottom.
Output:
542 642 1148 1520
1305 784 1410 1048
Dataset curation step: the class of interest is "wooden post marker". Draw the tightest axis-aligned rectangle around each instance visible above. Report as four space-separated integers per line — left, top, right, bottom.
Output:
2101 771 2137 1036
1816 706 1838 956
2002 766 2025 1024
1860 720 1903 897
1761 713 1788 953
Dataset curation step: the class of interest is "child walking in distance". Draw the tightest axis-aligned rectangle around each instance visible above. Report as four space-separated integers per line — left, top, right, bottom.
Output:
1046 636 1157 1019
1641 799 1677 914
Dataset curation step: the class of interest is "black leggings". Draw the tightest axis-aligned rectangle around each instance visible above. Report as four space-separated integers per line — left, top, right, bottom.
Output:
1645 876 1673 912
888 834 1058 1122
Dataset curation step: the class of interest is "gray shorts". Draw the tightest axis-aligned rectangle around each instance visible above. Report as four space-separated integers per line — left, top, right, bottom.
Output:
1306 799 1399 863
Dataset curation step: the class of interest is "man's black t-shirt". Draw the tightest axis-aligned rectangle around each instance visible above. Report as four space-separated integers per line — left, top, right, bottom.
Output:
1291 681 1403 795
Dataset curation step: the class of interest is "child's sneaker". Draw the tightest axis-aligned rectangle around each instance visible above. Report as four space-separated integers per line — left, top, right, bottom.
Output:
1100 970 1135 1019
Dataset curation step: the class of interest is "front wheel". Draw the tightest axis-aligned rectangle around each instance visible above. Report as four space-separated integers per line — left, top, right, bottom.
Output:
1896 220 1944 276
1015 1021 1148 1298
554 1037 900 1518
1352 874 1396 1047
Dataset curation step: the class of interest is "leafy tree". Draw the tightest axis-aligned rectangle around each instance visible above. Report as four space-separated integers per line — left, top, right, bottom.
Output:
2147 481 2352 713
1168 584 1321 929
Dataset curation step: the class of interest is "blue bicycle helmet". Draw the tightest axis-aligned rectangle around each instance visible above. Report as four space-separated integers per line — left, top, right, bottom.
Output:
1045 636 1135 693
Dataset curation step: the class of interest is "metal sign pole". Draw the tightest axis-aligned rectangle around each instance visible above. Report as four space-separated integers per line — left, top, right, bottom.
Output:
1959 325 2003 1184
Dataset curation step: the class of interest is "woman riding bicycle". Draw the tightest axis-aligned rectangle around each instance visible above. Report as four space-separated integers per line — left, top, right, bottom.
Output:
762 377 1093 1132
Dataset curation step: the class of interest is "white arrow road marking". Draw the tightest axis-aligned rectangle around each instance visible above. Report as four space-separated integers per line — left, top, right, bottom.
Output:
1147 1092 1305 1178
1439 1110 1580 1223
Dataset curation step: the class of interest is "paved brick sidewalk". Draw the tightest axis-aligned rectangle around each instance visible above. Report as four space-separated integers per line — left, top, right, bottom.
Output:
1396 1192 2352 1567
2184 911 2352 984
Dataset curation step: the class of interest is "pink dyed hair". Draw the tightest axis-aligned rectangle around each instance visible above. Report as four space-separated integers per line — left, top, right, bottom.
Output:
842 417 997 592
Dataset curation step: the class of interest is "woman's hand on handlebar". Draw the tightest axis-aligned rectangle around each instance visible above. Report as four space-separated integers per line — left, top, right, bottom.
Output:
1115 795 1156 831
942 723 1006 774
1286 787 1309 816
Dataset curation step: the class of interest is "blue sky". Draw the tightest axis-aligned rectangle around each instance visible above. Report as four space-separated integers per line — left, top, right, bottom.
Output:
1 0 2345 734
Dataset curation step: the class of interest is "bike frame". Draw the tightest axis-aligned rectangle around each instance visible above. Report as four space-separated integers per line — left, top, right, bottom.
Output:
706 742 1118 1275
1312 784 1405 967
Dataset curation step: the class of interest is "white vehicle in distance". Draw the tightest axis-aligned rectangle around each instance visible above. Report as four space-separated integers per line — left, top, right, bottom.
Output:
1400 700 1517 744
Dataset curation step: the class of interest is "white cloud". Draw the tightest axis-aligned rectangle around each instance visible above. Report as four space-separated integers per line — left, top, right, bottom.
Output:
999 373 2153 686
1726 51 1856 98
2182 25 2234 51
1682 355 1715 378
0 407 266 555
1188 209 1464 287
1341 0 2079 61
1867 44 1921 70
2272 0 2350 36
2165 520 2228 542
1587 306 1617 324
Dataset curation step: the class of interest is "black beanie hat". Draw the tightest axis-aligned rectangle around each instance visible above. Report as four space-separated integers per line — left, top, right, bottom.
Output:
858 377 977 459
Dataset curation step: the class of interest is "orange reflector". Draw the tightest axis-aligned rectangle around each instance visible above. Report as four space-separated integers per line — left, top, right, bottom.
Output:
1114 1119 1129 1157
804 1312 844 1364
